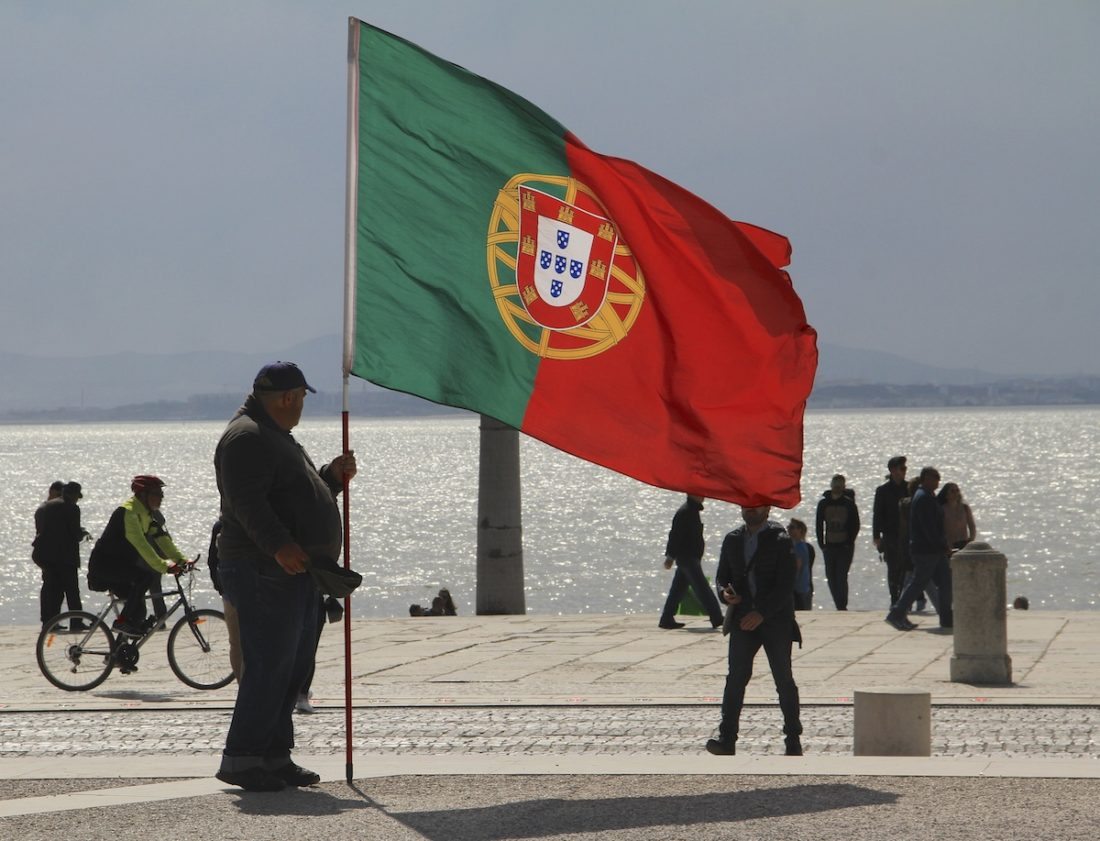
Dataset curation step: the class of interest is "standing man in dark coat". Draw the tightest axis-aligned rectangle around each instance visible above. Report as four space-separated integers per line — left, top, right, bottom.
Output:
214 362 357 792
872 456 909 606
706 505 803 757
815 474 860 610
33 481 89 627
658 494 724 630
886 466 953 631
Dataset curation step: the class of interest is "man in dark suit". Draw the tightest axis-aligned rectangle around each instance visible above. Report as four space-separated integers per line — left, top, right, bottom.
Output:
33 481 89 627
706 505 803 756
658 494 724 630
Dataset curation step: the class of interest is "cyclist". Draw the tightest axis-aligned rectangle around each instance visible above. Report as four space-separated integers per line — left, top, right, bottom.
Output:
88 475 188 637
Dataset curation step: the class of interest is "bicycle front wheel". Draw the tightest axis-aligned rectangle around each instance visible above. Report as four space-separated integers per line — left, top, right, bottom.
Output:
36 611 115 691
167 609 234 690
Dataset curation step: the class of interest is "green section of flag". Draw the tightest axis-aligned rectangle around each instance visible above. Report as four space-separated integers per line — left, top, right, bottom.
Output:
351 22 567 425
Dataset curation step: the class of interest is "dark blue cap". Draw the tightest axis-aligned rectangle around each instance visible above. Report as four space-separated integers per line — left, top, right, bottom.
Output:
253 361 316 394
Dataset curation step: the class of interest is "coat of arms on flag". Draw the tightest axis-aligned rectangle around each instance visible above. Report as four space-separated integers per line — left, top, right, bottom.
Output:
516 186 616 330
487 174 646 360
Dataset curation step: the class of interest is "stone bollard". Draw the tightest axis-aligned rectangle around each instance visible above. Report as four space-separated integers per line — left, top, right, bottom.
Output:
950 542 1013 685
853 688 931 756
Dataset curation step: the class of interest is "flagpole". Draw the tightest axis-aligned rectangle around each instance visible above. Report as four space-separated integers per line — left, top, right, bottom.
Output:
340 16 362 786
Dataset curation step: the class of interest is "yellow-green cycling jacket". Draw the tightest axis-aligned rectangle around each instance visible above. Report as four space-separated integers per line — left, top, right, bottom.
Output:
88 495 185 588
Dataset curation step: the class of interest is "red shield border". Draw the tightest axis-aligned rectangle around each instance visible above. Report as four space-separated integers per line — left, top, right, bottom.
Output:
515 187 617 331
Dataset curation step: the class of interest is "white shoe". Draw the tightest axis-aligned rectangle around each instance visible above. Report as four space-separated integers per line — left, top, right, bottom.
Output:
295 694 315 714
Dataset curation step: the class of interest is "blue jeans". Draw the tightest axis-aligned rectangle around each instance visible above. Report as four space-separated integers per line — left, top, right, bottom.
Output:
720 619 802 742
218 555 319 772
660 557 723 626
890 552 952 628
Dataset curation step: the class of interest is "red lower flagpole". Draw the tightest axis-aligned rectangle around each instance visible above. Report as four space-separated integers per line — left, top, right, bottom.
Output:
342 389 354 784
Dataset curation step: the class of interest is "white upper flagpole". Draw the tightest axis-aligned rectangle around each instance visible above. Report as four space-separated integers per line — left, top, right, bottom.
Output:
340 16 362 786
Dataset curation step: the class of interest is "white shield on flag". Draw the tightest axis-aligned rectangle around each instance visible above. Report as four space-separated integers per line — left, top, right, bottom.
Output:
515 186 617 331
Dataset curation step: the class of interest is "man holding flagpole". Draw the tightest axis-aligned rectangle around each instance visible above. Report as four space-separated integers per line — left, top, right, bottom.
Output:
214 362 356 792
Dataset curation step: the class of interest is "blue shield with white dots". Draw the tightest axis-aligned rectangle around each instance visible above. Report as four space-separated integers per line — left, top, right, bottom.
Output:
540 250 552 270
557 230 570 249
570 259 583 279
550 279 563 298
554 255 567 275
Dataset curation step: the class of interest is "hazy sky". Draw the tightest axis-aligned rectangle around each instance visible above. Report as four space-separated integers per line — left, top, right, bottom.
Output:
2 1 1096 376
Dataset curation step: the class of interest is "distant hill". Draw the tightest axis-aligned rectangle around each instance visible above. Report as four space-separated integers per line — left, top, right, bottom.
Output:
3 334 1093 421
814 343 1004 386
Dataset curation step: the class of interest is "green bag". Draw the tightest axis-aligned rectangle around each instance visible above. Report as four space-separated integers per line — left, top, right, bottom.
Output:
678 576 712 616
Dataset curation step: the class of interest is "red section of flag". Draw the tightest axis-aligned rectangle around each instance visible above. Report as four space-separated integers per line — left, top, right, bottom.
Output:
519 137 818 508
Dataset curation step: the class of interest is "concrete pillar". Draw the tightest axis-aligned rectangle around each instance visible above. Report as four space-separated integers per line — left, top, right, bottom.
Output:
853 688 931 756
476 415 526 615
950 542 1013 685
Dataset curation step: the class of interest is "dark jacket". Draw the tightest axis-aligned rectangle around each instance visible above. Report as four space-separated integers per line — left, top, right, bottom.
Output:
909 486 947 555
664 498 704 563
89 497 185 589
815 489 860 547
872 478 907 547
716 521 798 631
32 498 84 568
214 395 343 564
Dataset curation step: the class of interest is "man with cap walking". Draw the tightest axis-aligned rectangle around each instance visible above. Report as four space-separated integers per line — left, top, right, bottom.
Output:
214 361 357 792
873 456 909 606
32 481 89 627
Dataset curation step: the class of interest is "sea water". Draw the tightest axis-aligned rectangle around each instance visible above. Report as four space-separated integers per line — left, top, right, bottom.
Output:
1 406 1096 624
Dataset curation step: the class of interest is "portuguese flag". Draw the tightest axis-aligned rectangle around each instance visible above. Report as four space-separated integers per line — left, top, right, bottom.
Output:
343 19 817 507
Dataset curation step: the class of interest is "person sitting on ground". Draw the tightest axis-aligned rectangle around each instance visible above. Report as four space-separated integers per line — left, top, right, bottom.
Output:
88 475 188 637
1013 596 1030 610
438 588 457 616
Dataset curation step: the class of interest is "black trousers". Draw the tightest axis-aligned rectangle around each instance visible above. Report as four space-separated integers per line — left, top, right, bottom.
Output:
40 565 83 623
822 544 854 610
107 566 165 624
882 543 907 605
720 619 802 741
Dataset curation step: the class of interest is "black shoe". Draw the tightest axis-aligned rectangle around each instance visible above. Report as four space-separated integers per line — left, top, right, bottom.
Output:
112 619 143 638
705 738 736 756
68 621 90 633
885 615 912 632
216 766 287 792
658 620 686 629
710 618 723 629
270 762 320 787
785 736 803 756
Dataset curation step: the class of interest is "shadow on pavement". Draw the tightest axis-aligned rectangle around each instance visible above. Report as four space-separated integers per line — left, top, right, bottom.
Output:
387 782 898 840
226 785 377 818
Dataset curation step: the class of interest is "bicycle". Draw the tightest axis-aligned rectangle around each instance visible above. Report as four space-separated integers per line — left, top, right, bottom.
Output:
36 561 235 692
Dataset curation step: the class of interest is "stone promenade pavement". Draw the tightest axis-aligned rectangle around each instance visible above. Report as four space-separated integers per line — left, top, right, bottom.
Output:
1 611 1097 839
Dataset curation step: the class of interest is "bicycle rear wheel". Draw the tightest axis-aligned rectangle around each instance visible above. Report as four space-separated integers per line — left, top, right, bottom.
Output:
167 609 234 690
36 611 115 691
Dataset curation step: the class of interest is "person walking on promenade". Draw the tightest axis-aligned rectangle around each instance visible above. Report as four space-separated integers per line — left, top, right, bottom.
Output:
815 474 860 610
788 518 814 611
33 481 89 627
872 455 909 606
938 482 976 550
659 494 724 630
898 477 934 613
88 476 188 637
214 361 356 792
886 466 953 631
706 505 803 757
